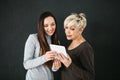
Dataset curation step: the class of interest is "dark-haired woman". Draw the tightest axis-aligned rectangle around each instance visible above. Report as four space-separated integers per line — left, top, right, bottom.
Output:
23 11 60 80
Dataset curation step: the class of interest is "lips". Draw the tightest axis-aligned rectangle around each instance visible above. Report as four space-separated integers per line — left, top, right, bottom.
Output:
66 35 72 37
48 30 54 34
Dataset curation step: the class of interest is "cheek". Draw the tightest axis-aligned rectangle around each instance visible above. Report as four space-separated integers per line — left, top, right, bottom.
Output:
74 32 80 38
71 31 78 37
44 27 48 33
51 26 56 34
53 26 56 30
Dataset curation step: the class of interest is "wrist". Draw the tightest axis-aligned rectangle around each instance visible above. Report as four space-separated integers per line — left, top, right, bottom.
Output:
43 54 47 61
65 62 71 68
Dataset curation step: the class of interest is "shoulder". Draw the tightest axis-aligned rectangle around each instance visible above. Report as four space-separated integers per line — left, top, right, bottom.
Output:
80 41 94 54
27 33 38 40
29 33 37 38
81 41 93 49
75 41 94 55
26 33 38 43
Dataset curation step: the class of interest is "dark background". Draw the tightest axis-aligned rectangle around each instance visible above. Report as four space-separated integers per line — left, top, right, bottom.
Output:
0 0 119 80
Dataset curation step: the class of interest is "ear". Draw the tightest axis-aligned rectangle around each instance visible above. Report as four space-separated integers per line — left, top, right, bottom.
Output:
81 28 84 31
79 28 84 34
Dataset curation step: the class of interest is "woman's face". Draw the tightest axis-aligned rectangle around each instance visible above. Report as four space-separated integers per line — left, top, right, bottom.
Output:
44 16 56 36
64 26 82 40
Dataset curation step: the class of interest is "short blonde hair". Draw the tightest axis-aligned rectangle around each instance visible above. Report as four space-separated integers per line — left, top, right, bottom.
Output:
64 13 87 29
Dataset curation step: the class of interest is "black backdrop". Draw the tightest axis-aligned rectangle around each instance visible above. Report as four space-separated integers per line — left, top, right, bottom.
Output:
0 0 119 80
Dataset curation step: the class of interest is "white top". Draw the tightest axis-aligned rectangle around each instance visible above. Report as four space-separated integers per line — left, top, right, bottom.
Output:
23 33 54 80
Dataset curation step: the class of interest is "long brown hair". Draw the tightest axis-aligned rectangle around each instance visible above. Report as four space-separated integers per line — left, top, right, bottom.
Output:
37 11 59 68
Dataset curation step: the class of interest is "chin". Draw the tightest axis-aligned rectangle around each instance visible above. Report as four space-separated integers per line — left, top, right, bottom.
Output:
48 33 54 36
67 38 72 40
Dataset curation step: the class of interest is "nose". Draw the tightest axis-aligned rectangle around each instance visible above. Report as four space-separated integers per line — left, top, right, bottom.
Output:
65 29 69 35
48 25 53 31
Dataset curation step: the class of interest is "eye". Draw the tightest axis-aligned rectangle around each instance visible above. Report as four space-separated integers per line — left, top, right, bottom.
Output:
70 27 75 30
44 24 48 27
51 22 55 26
64 26 68 29
71 28 75 30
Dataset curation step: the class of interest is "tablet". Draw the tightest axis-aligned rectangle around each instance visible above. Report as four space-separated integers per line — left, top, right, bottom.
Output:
49 44 68 57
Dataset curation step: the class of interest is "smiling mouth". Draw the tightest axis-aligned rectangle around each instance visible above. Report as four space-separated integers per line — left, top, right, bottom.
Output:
49 31 54 33
66 35 72 37
47 30 55 34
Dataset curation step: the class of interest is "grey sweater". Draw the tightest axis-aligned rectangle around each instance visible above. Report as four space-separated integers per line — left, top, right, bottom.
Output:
23 33 54 80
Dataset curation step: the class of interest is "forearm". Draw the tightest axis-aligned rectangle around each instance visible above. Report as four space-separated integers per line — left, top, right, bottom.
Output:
23 55 46 69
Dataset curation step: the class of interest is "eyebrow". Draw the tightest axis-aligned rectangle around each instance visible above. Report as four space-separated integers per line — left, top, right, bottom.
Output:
70 26 76 28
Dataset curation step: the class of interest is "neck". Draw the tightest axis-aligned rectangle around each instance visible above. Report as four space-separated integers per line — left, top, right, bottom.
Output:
72 35 85 44
45 35 51 44
68 35 85 50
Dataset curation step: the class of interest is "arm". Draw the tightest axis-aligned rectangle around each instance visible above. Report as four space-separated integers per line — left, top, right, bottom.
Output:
69 48 95 80
74 46 95 80
23 35 46 70
52 59 61 71
58 47 95 80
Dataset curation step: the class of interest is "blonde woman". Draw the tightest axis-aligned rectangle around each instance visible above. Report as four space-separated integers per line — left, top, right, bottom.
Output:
56 13 95 80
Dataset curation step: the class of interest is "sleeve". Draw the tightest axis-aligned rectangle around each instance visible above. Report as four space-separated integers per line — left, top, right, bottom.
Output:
65 46 95 80
23 34 47 70
51 64 58 72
